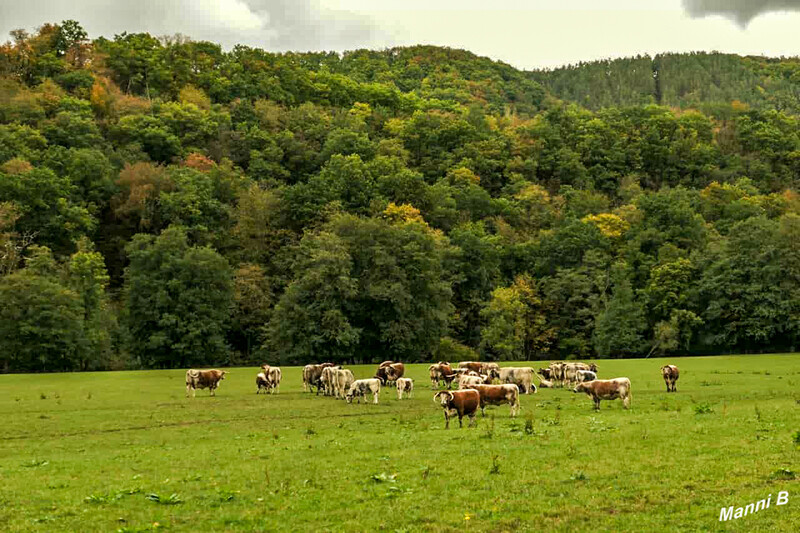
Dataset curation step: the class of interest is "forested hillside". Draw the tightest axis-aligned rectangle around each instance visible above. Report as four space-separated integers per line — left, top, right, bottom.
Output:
2 21 800 372
532 52 800 114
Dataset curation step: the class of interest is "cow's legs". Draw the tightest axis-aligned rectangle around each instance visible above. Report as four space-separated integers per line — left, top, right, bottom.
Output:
594 398 600 410
468 413 476 427
373 391 379 404
186 385 191 398
444 412 450 429
623 395 631 409
458 414 463 428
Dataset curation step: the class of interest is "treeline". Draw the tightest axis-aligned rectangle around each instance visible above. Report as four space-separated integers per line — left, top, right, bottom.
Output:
1 21 799 372
532 52 800 115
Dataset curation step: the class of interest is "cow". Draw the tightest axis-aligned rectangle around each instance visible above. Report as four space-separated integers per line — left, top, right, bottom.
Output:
498 367 537 394
334 368 355 399
267 367 282 393
256 372 272 394
346 379 382 404
563 362 592 387
303 363 335 393
429 362 447 388
481 363 500 382
589 363 598 373
396 377 414 400
320 365 341 396
549 362 566 387
458 361 484 374
458 374 487 389
576 370 597 383
537 376 555 388
661 365 679 392
385 363 405 387
538 367 554 380
574 378 632 410
469 384 521 418
186 369 227 397
433 390 480 429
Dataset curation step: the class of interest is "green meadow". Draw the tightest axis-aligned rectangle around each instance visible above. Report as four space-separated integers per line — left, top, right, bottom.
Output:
0 355 798 532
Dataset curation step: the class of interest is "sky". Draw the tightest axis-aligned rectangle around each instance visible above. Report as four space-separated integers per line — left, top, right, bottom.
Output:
1 0 799 70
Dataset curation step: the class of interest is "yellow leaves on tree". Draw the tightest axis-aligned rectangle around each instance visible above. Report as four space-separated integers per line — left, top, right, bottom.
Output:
582 213 630 238
179 85 211 111
0 158 33 175
382 202 426 225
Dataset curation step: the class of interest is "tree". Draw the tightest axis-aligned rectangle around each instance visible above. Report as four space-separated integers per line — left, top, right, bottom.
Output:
124 226 233 368
593 264 647 357
480 274 553 360
267 214 452 363
0 247 86 372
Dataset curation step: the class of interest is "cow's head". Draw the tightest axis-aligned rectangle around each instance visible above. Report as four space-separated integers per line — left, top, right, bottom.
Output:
433 391 454 407
573 383 586 394
220 371 228 380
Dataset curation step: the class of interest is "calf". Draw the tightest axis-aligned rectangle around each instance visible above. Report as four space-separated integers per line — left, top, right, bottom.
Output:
186 369 227 397
396 377 414 400
576 370 597 383
255 372 272 394
433 390 480 429
429 362 452 388
536 373 555 388
574 378 632 410
346 379 381 404
498 367 537 394
470 384 521 417
661 365 679 392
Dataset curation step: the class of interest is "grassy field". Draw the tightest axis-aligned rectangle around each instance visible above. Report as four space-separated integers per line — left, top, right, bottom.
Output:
0 355 798 532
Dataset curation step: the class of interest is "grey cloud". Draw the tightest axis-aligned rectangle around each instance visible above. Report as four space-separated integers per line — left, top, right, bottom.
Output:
0 1 398 52
683 0 800 26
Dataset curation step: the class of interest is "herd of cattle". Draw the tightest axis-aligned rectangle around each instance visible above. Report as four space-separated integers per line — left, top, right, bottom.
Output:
184 361 682 428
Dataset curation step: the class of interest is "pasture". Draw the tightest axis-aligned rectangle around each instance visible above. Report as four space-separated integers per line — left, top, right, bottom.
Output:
0 355 798 532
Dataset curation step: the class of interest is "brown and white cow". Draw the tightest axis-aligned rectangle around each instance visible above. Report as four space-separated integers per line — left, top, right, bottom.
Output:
429 362 455 388
574 378 632 410
661 365 679 392
384 363 405 387
346 379 382 404
498 367 537 394
458 361 484 374
303 363 335 393
469 384 521 417
433 390 480 429
186 369 227 397
396 377 414 400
